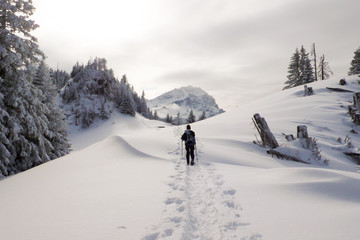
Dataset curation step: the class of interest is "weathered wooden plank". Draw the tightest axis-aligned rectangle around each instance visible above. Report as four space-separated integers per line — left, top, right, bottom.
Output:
253 113 279 149
326 87 353 93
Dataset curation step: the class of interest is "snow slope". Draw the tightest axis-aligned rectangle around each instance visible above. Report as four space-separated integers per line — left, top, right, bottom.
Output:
1 76 360 240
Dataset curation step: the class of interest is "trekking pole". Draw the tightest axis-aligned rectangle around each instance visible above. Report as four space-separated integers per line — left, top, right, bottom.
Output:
181 140 183 158
195 145 198 162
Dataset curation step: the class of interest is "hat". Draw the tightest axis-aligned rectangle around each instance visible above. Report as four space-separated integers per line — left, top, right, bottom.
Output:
186 125 191 130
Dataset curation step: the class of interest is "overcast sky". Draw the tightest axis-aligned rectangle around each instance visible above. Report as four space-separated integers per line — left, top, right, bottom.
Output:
33 0 360 109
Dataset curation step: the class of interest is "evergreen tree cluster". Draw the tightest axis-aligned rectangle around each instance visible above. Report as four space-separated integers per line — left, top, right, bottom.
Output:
284 44 333 90
164 109 206 125
60 57 153 128
349 47 360 76
50 68 70 92
0 0 70 178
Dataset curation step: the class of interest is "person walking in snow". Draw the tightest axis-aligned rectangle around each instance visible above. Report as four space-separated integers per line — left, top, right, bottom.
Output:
181 125 196 165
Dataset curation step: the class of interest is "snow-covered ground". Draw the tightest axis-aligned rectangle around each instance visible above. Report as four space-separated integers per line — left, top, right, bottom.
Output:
1 76 360 240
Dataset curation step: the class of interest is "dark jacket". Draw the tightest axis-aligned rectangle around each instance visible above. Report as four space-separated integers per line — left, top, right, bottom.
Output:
181 130 196 146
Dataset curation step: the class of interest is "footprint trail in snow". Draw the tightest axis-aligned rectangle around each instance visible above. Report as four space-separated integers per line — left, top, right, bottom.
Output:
142 129 262 240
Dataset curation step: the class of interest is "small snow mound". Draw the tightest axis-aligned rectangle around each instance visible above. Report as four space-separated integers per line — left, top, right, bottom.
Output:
92 135 161 160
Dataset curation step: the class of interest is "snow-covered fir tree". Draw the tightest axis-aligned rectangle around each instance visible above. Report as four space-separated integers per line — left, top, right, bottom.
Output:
348 47 360 76
50 68 70 92
0 77 11 176
0 0 70 177
139 90 148 117
299 46 314 85
32 60 70 158
186 109 196 123
284 48 301 90
116 75 136 116
284 46 314 90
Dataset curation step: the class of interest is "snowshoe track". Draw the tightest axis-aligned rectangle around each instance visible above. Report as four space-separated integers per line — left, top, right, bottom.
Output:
142 128 261 240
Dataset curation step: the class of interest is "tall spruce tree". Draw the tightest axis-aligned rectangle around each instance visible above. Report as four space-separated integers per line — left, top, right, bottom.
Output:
139 90 148 117
165 114 173 124
118 75 136 116
299 46 314 85
284 48 301 90
0 77 11 176
0 0 70 177
33 60 70 159
198 110 206 121
348 47 360 76
186 109 196 123
284 46 314 90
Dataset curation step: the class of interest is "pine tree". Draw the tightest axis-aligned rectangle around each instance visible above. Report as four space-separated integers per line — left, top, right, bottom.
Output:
165 114 173 124
118 75 135 116
198 110 206 121
50 68 70 92
299 46 314 85
154 110 159 120
0 77 11 177
33 60 70 158
0 0 43 80
283 48 301 90
186 109 196 123
284 46 314 90
0 0 70 177
139 90 148 117
318 54 333 80
349 47 360 76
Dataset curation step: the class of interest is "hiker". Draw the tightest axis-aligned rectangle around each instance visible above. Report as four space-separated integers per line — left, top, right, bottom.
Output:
181 125 196 165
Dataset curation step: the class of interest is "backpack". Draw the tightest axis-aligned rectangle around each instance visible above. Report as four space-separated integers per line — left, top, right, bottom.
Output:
185 130 195 145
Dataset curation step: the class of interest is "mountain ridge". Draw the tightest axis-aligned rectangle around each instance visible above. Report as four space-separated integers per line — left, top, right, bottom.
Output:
148 86 224 121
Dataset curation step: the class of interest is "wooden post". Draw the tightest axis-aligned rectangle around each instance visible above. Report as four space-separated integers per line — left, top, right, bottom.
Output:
253 113 279 149
354 113 360 125
304 85 313 96
354 92 360 111
348 105 357 119
297 125 308 139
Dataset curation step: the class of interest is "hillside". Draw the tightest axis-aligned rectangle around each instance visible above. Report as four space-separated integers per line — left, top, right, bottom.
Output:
1 76 360 240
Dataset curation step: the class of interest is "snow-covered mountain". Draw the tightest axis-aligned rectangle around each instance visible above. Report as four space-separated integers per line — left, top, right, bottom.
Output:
2 76 360 240
148 86 224 121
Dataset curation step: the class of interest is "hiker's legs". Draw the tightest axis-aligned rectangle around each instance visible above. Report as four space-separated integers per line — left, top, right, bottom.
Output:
185 145 190 165
190 146 195 165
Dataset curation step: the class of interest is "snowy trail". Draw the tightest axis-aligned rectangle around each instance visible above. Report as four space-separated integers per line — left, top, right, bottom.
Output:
142 128 262 240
